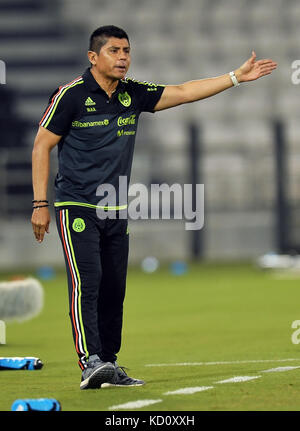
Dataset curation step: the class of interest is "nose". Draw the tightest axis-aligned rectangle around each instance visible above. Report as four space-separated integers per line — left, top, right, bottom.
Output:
119 50 129 61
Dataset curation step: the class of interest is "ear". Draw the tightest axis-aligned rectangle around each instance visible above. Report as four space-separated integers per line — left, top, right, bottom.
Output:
87 50 97 66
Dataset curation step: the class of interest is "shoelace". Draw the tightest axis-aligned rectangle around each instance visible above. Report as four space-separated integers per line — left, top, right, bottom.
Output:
116 365 129 376
113 365 132 383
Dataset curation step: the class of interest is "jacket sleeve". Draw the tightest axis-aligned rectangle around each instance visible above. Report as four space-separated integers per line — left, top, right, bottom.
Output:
39 80 81 135
129 79 165 113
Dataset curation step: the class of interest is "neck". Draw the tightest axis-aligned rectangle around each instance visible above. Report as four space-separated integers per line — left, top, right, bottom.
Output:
90 67 119 98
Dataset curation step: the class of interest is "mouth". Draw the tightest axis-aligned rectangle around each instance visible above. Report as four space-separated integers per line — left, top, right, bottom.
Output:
115 65 127 72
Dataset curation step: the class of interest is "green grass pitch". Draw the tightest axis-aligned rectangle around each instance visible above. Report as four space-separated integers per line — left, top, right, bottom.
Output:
0 262 300 411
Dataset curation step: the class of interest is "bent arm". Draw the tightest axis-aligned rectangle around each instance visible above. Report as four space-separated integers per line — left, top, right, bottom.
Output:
154 51 277 112
31 126 61 242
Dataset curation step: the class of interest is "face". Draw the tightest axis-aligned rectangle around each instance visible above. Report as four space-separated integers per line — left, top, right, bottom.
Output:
88 37 131 80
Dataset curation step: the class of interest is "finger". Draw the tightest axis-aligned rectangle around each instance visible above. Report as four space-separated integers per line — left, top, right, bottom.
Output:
256 59 276 66
258 62 277 70
259 65 277 74
32 223 40 240
37 228 45 243
45 221 50 234
34 229 42 243
259 63 277 70
34 231 41 242
251 50 256 62
259 68 276 77
34 225 45 243
259 71 273 78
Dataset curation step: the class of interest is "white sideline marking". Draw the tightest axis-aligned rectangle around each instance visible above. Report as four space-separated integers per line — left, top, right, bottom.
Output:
145 358 300 367
164 386 214 395
262 366 300 373
108 399 162 410
216 376 261 384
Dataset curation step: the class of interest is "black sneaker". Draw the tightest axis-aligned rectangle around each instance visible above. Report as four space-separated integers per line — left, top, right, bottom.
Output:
101 362 145 388
80 354 115 390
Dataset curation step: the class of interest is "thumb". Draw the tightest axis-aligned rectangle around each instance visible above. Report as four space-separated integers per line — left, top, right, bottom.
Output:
251 50 257 62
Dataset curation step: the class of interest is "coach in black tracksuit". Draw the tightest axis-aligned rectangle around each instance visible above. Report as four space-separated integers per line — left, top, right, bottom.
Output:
31 25 277 389
40 67 164 372
50 67 164 371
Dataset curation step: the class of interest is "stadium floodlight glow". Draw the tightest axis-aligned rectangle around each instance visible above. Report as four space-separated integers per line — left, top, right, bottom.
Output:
0 60 6 84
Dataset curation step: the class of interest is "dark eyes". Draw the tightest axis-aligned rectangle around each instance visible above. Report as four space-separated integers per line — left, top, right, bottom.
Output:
110 49 130 54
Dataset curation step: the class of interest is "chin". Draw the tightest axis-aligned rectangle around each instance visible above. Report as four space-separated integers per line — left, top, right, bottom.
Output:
112 69 128 79
116 72 127 80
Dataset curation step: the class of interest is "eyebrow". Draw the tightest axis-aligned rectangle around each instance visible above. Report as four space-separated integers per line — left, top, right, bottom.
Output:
108 45 130 50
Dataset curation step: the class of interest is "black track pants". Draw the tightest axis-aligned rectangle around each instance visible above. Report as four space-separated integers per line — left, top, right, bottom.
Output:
55 207 129 370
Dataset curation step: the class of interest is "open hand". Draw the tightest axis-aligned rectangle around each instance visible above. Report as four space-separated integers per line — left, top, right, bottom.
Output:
235 51 277 83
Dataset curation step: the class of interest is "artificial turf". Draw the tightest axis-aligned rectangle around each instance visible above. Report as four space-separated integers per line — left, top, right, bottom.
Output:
0 262 300 411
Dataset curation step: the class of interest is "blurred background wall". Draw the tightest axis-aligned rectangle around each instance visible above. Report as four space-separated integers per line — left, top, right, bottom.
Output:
0 0 299 269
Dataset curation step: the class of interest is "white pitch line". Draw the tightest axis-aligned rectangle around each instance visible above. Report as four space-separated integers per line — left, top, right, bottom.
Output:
108 399 162 411
164 386 214 395
216 376 261 384
262 366 300 373
145 358 300 367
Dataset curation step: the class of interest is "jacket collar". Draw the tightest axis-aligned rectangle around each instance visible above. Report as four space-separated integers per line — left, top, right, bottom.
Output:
82 67 125 94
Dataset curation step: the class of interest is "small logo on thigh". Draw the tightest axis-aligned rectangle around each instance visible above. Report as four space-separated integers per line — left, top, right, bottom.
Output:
72 218 86 232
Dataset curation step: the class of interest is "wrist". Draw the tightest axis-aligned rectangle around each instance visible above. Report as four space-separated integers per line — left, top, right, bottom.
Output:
33 205 49 210
234 68 243 83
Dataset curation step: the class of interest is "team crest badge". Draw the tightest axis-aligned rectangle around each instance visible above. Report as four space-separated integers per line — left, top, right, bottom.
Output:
72 218 86 233
118 92 131 107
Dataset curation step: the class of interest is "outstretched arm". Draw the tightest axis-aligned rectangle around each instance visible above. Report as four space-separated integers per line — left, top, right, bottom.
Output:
154 51 277 112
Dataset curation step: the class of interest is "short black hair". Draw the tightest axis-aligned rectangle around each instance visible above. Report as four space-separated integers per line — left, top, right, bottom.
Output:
89 25 129 54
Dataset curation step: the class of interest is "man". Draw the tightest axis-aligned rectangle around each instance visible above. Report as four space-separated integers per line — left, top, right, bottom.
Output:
31 25 277 390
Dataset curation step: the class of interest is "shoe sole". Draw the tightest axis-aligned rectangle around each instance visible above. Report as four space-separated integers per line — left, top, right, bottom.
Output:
101 381 145 388
80 364 115 390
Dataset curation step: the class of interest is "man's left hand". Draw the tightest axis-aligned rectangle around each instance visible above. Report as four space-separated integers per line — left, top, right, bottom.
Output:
235 51 277 83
